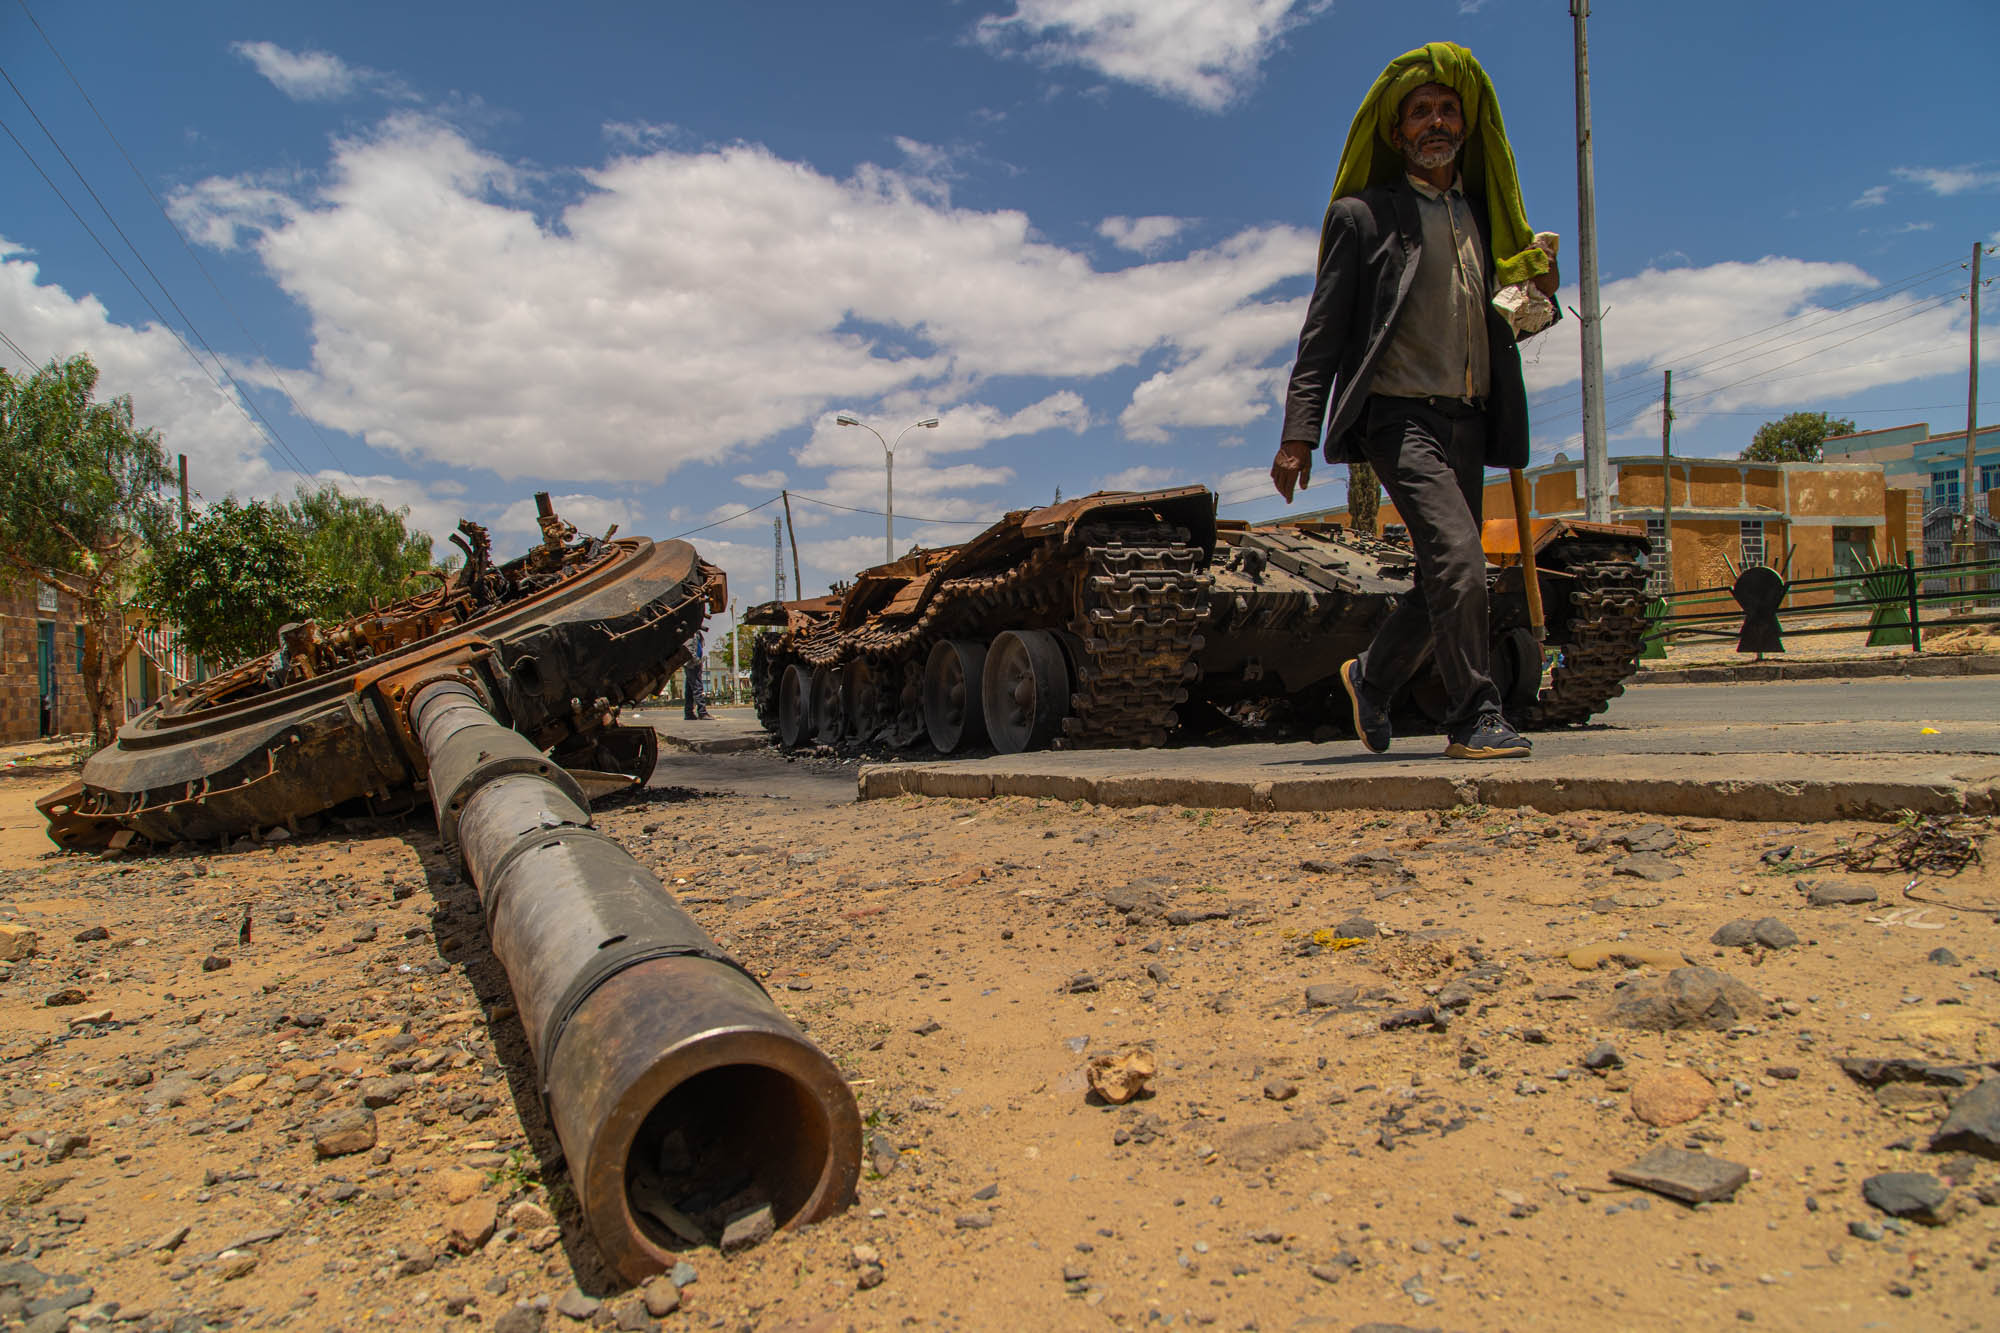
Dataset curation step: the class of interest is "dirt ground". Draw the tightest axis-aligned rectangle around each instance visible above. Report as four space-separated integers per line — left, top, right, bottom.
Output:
2 737 1998 1333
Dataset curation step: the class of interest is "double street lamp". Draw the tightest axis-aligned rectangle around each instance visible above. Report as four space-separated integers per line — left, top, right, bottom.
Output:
834 413 939 563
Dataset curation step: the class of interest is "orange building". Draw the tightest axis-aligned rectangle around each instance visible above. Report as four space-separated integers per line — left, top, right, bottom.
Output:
1275 454 1911 596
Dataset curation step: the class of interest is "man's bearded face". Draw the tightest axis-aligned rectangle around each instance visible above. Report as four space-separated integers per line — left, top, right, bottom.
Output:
1393 82 1465 172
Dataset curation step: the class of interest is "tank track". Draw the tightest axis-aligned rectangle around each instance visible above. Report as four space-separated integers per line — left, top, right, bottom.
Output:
1060 524 1211 749
1525 552 1650 727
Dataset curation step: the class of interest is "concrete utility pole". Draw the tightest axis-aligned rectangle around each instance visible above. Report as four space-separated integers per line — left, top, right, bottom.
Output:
1964 241 1983 551
728 599 739 705
1571 0 1611 523
1659 370 1673 594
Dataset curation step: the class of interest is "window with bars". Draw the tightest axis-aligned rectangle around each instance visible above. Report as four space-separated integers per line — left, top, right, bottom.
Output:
1740 519 1767 569
1644 517 1668 595
36 584 57 613
1931 468 1961 512
1981 463 2000 511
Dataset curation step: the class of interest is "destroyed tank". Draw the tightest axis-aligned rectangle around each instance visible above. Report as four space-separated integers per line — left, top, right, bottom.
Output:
36 501 867 1280
744 486 1650 754
39 493 727 851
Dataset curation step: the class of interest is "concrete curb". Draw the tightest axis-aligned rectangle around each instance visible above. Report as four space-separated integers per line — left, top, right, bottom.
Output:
1635 653 2000 686
859 759 1999 823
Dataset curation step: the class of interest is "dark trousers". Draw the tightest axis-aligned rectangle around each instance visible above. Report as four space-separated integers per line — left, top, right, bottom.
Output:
683 661 704 717
1355 395 1501 729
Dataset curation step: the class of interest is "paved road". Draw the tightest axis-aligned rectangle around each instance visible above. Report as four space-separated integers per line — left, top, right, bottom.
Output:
1587 677 2000 756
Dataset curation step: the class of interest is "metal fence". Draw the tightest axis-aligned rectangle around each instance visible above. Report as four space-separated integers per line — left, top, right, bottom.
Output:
1641 553 2000 656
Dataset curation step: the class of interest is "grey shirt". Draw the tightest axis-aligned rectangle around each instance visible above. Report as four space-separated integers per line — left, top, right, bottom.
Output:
1368 174 1490 402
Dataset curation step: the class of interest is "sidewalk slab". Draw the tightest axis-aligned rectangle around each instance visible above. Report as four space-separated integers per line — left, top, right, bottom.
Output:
1636 653 2000 686
859 747 2000 823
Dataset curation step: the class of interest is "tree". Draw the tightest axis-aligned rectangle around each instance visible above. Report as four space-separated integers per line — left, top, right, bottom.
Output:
0 355 175 746
1347 460 1381 535
283 483 436 620
141 498 332 666
1740 411 1857 464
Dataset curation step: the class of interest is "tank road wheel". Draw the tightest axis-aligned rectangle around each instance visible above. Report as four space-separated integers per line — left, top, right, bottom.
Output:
982 629 1071 755
922 639 989 754
1493 627 1545 717
843 660 887 742
777 663 813 749
810 665 847 746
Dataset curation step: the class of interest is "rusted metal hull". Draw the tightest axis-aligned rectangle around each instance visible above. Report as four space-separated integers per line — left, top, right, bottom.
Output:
41 530 724 850
746 487 1652 751
412 681 860 1282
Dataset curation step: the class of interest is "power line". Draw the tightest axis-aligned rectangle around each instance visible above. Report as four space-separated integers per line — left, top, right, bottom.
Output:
0 109 316 487
0 324 42 368
669 494 782 540
11 0 359 487
0 63 341 489
789 490 991 526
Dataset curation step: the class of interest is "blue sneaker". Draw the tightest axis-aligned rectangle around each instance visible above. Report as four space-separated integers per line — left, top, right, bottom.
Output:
1342 658 1391 754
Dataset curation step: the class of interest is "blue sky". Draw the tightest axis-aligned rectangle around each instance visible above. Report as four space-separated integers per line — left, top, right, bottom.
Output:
3 0 1996 606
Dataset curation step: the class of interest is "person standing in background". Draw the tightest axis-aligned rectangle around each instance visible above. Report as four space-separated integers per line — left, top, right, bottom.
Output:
683 631 711 720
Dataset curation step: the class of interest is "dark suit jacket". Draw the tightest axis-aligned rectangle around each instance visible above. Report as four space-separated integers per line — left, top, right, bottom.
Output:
1280 178 1542 470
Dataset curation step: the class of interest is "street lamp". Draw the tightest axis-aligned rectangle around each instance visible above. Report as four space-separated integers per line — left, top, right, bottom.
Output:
835 413 939 563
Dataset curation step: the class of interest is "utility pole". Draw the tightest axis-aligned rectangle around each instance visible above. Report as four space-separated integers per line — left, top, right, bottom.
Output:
178 454 190 530
780 490 802 597
1963 241 1983 556
1571 0 1611 523
728 599 739 705
1659 370 1673 595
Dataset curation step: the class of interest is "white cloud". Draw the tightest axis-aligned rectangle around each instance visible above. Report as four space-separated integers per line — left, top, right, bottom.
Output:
1091 464 1180 491
1851 184 1890 208
1521 256 1974 453
603 120 684 151
1098 214 1186 255
974 0 1324 111
734 469 788 490
168 118 1310 486
1893 164 2000 197
0 237 280 496
230 40 396 102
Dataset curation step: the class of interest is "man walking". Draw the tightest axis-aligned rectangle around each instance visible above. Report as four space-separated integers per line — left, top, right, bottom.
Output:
1272 42 1559 760
682 631 710 720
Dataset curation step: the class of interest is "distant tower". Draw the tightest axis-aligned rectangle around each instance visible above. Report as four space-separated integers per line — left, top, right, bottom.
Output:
773 517 786 601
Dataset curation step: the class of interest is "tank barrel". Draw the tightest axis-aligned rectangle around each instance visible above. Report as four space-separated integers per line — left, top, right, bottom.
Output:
409 680 860 1281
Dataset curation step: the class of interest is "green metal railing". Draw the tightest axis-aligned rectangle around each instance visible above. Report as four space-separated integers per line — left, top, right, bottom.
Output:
1641 552 2000 656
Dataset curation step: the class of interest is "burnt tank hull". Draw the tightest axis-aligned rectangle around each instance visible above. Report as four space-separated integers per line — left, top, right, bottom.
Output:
746 488 1650 754
41 524 724 850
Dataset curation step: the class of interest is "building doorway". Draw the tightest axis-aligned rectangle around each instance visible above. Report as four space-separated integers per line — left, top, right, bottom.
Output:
36 620 56 737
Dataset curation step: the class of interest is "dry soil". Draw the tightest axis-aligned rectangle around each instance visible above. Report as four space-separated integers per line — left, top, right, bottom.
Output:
1 742 1998 1333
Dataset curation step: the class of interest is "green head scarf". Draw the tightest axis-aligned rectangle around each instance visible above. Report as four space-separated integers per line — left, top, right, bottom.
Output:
1328 41 1549 289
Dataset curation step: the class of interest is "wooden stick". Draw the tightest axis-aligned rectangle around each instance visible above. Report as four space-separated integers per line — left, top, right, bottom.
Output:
1509 468 1545 640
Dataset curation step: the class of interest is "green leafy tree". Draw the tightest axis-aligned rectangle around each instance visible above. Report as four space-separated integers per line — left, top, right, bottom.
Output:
142 498 332 667
283 483 436 619
0 356 175 745
1740 411 1857 464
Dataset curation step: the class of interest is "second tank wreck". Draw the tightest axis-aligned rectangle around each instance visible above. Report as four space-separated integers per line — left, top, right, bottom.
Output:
746 486 1651 754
